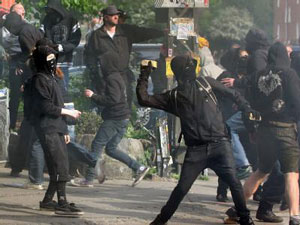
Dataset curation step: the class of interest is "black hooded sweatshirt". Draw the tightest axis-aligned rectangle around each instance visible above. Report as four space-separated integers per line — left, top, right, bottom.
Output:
40 0 81 63
4 12 43 81
234 28 269 88
90 51 130 121
29 45 68 134
137 55 251 146
249 42 300 123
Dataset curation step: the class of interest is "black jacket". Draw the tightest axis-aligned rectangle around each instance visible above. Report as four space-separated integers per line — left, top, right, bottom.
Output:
85 24 163 84
29 72 68 134
4 12 43 82
90 51 130 121
137 74 250 146
249 42 300 123
40 0 81 63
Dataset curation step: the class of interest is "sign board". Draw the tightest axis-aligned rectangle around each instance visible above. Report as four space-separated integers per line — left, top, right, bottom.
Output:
154 0 209 8
170 18 196 39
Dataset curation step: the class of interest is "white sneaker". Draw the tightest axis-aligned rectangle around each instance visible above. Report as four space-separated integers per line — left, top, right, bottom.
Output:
95 159 106 184
22 181 44 190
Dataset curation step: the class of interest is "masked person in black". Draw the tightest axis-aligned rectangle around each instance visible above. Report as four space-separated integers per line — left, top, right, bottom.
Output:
136 55 259 225
242 42 300 225
29 42 83 216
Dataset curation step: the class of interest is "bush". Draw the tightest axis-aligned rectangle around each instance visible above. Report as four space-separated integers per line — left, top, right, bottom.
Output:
75 111 102 135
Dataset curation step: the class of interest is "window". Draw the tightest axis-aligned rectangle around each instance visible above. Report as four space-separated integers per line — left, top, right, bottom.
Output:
277 0 280 8
277 24 280 39
288 7 291 23
297 0 299 4
297 23 299 40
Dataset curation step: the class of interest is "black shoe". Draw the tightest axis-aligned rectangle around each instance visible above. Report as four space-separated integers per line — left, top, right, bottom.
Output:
150 215 167 225
239 216 255 225
256 210 283 223
216 194 228 202
40 200 58 211
280 200 288 211
55 202 84 216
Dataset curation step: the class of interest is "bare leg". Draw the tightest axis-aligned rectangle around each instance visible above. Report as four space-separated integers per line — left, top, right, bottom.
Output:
285 172 299 216
243 169 268 200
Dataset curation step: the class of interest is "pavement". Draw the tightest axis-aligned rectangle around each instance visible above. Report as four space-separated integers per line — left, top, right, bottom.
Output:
0 164 290 225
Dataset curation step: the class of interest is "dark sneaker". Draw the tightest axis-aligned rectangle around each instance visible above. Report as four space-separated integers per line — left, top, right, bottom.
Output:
55 202 84 216
150 215 167 225
95 159 106 184
239 216 255 225
132 166 150 187
40 200 58 211
216 194 229 202
236 166 252 180
290 216 300 225
256 210 283 223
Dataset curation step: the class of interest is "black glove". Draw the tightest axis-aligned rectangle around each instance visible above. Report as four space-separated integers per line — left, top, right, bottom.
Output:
242 107 261 132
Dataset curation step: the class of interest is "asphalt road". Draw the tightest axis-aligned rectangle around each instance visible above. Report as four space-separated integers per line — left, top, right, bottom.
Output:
0 165 289 225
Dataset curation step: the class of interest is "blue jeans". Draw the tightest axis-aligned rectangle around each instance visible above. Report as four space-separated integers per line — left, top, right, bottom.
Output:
60 65 69 91
28 139 45 185
226 111 250 168
64 102 76 141
85 119 141 182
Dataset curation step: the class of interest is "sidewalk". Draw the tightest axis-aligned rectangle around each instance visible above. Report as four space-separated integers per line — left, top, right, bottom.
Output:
0 165 289 225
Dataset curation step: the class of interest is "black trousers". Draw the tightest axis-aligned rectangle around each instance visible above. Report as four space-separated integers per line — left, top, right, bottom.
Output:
35 127 69 182
9 119 36 172
159 140 249 222
8 59 22 130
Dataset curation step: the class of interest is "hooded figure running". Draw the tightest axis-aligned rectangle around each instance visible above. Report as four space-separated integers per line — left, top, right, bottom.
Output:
136 55 259 225
29 40 82 216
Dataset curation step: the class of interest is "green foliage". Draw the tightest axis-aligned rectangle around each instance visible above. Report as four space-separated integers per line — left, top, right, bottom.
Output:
125 121 150 139
208 6 253 42
18 0 104 20
75 111 102 135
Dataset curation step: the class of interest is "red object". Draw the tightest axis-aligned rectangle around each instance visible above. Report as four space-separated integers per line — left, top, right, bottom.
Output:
0 0 16 13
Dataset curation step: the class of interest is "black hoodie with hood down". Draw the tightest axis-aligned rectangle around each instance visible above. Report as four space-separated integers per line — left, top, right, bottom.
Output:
40 0 81 63
249 42 300 123
137 55 251 146
4 12 43 80
90 51 130 120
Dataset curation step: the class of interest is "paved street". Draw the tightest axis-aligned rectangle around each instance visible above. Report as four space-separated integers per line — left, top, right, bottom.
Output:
0 165 289 225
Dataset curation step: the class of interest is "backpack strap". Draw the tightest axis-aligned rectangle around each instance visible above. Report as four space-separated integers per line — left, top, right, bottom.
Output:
196 76 218 105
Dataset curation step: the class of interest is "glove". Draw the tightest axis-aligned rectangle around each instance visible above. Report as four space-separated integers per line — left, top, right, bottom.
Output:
242 107 261 132
58 44 64 52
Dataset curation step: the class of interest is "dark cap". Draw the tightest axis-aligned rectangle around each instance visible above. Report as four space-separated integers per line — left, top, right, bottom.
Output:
102 5 120 16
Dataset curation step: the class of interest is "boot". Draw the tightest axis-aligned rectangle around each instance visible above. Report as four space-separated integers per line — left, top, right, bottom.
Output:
256 201 283 223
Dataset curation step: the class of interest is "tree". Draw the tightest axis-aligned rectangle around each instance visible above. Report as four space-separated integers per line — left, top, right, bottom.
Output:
208 6 254 42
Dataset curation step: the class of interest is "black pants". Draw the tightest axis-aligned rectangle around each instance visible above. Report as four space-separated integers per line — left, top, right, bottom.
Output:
8 59 22 130
159 140 249 222
9 119 36 173
35 127 69 182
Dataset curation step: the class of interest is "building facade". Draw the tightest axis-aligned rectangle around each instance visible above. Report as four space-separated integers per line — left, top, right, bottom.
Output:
274 0 300 44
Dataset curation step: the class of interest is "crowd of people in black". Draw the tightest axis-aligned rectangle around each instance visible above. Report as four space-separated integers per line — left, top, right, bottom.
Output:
1 1 300 225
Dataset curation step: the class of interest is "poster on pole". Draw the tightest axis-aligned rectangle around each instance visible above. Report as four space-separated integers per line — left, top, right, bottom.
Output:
154 0 209 8
170 18 196 39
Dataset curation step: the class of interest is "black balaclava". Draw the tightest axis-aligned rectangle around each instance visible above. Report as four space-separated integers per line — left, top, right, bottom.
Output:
3 12 25 35
32 45 58 76
267 42 290 70
171 55 196 85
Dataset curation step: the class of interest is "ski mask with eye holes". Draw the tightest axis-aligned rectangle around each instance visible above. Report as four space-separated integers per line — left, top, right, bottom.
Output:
171 55 197 85
32 45 58 76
